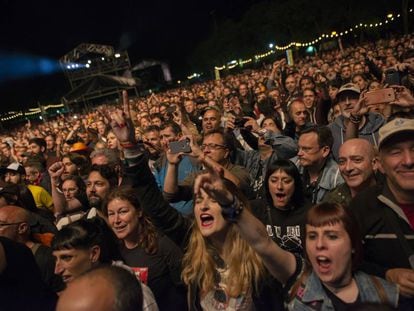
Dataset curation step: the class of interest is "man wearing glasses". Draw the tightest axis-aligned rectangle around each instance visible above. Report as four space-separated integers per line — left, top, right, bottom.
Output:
292 126 343 203
164 129 252 202
0 205 63 292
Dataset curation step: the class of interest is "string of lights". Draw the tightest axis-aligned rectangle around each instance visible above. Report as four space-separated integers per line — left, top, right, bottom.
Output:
214 9 413 72
0 103 65 121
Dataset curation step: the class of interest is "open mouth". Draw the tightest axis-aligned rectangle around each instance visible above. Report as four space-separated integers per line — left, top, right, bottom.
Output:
316 256 332 271
200 213 214 227
275 193 287 200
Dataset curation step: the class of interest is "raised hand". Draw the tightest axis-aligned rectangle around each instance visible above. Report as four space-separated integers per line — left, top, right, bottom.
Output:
185 135 203 160
48 161 64 183
110 90 136 145
243 116 259 132
390 86 414 108
349 93 369 118
225 114 236 131
193 166 233 206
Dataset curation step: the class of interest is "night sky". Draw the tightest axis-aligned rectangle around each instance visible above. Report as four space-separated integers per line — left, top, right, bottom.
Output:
0 0 256 113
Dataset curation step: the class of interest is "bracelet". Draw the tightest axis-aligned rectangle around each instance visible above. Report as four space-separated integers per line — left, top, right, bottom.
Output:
349 114 362 124
55 186 63 194
221 195 243 223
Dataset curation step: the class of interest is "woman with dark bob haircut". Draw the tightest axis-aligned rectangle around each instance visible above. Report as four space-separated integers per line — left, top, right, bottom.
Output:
253 159 309 256
52 217 122 284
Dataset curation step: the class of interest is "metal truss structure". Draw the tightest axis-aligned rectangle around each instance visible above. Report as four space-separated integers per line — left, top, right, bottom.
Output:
60 43 137 104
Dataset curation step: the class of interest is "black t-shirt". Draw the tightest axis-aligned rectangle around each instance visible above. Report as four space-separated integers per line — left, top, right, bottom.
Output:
120 234 187 311
251 199 309 256
323 285 361 311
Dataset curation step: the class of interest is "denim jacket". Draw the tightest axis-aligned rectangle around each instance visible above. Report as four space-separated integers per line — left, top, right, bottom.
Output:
292 156 344 204
288 270 399 310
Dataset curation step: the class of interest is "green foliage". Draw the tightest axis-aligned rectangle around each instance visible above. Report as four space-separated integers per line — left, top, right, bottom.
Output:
190 0 401 71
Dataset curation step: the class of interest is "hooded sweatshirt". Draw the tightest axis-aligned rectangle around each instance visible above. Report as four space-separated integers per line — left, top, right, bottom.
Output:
329 112 385 160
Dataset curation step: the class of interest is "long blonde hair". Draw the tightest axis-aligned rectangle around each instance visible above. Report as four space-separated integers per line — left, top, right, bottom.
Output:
182 180 266 298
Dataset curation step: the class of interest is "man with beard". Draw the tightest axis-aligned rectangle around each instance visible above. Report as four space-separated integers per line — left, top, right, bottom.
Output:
86 165 118 211
142 125 163 175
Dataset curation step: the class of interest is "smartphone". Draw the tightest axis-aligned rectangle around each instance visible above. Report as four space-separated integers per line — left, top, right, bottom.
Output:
364 88 395 106
169 139 191 154
166 105 177 114
384 69 401 86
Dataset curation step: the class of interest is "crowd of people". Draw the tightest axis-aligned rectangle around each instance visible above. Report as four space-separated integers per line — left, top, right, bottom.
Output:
1 32 414 310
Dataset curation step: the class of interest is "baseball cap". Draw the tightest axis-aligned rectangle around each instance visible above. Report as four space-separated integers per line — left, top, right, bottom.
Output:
70 142 89 152
336 83 361 98
0 162 26 175
378 118 414 149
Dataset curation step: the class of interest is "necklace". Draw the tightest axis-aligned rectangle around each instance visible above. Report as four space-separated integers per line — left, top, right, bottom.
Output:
324 278 354 294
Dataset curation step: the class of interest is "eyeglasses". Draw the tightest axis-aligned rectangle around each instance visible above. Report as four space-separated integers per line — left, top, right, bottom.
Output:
200 143 227 151
0 222 23 227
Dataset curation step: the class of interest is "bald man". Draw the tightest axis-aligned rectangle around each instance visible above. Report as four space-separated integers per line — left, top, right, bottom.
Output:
323 138 377 206
57 265 144 311
0 205 63 292
0 205 30 242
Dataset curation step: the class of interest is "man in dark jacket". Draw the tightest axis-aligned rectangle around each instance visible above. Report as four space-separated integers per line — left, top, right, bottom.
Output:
349 117 414 299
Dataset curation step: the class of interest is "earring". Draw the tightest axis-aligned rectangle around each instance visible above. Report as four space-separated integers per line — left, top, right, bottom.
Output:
351 249 355 254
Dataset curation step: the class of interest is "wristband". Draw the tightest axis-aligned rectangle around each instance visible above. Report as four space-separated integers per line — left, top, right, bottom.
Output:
221 195 243 223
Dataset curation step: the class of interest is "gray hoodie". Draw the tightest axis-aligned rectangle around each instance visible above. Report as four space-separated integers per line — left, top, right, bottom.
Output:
329 113 385 160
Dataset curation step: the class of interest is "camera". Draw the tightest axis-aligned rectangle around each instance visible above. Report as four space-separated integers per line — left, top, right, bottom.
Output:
166 105 177 114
